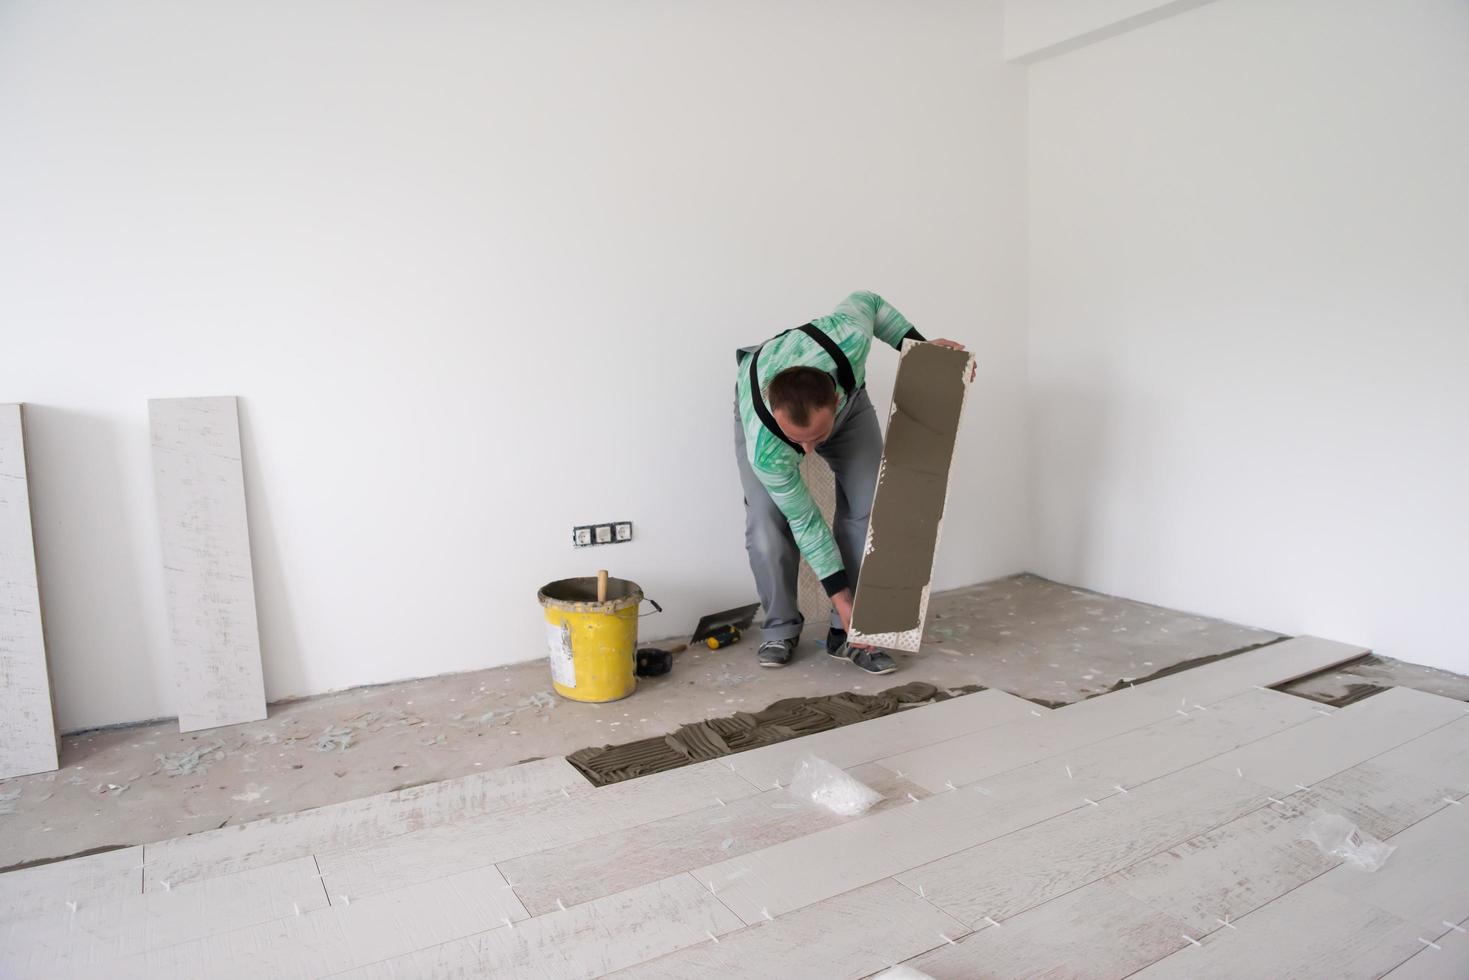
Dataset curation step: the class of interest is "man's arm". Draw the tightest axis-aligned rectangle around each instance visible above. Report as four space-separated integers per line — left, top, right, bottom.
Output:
835 291 925 350
754 453 850 597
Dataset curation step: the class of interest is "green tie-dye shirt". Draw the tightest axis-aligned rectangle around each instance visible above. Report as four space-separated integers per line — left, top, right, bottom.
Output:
736 291 920 593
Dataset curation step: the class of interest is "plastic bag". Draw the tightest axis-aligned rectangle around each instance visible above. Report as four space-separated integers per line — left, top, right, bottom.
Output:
788 754 883 817
1301 809 1395 871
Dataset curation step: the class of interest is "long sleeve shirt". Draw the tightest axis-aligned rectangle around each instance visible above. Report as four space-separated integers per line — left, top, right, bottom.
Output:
735 291 922 596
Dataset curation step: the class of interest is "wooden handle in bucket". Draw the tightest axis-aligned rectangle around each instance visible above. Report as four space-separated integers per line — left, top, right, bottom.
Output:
597 569 608 604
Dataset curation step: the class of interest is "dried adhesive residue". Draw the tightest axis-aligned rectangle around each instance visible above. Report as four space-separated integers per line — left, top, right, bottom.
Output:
312 727 355 753
567 682 983 786
156 739 226 776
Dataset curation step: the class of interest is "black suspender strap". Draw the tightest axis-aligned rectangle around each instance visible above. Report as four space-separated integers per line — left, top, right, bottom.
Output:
796 323 856 396
747 322 858 455
749 346 804 454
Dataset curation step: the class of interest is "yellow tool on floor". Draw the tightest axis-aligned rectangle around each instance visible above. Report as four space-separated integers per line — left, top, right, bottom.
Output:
704 625 742 649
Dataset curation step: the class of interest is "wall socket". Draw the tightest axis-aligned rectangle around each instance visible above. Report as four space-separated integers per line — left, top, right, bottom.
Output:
573 521 633 548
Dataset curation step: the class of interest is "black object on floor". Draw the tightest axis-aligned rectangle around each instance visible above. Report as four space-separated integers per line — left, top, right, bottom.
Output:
690 602 761 645
636 648 673 677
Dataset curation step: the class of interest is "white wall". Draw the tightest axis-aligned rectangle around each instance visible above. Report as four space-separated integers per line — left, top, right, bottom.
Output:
1028 0 1469 670
0 1 1030 730
1003 0 1217 62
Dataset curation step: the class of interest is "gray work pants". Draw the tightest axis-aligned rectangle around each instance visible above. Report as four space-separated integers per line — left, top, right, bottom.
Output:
733 387 884 643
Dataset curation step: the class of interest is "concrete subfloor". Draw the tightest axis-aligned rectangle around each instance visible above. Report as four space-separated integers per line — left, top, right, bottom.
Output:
0 573 1460 872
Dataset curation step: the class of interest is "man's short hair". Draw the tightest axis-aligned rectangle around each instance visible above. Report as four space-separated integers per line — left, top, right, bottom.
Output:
765 367 837 426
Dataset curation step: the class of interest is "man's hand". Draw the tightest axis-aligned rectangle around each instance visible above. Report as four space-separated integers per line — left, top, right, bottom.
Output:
831 589 878 654
929 338 976 382
832 589 855 632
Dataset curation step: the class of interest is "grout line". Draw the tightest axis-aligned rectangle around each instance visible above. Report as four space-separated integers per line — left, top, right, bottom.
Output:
313 854 331 907
1380 910 1469 977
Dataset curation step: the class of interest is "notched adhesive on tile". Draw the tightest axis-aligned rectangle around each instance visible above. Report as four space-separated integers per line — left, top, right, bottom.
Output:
851 343 970 635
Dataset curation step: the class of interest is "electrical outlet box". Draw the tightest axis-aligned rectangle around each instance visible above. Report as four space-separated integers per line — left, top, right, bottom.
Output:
573 520 633 547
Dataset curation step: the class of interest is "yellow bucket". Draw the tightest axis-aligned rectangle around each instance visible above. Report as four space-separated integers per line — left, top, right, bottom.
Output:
538 575 649 703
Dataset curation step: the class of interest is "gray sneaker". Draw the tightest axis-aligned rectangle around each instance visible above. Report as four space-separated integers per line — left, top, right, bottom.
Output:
847 647 898 675
757 638 796 668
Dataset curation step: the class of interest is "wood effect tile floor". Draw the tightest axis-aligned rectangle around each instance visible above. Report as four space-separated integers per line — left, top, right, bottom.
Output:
3 635 1468 979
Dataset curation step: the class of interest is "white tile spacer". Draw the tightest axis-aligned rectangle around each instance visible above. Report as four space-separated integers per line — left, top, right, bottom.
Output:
293 902 301 916
1083 798 1099 806
940 933 957 946
918 884 926 898
944 779 957 791
715 797 726 807
1192 704 1207 712
1216 917 1235 930
1418 938 1443 951
983 915 1002 928
907 792 921 803
772 779 782 790
556 898 567 911
160 880 171 892
503 917 514 930
1252 685 1269 691
1182 934 1202 947
895 769 907 778
762 907 773 921
1065 765 1073 779
1444 921 1467 933
707 931 721 944
1443 797 1463 806
1236 768 1244 778
66 900 77 913
561 787 571 798
1114 784 1129 794
340 894 350 906
1313 707 1334 716
1029 709 1043 717
1266 797 1285 806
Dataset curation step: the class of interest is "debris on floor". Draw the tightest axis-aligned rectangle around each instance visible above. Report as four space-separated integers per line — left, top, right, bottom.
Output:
789 754 882 816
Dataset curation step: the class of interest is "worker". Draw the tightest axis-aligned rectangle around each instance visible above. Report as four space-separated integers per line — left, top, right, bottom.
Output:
734 291 969 674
